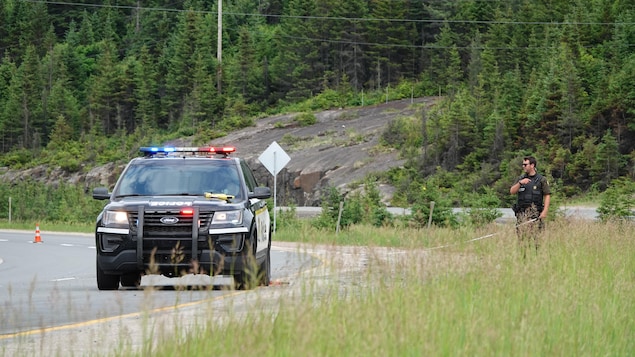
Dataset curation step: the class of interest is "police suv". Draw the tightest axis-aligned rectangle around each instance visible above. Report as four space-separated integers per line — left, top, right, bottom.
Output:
92 146 271 290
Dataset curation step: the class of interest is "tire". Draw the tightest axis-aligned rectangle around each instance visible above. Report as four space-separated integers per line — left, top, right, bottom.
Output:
259 241 271 286
233 271 248 290
233 231 257 290
96 259 120 290
120 272 142 288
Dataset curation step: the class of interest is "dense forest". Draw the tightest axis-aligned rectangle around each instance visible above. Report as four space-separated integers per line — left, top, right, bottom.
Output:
1 0 634 213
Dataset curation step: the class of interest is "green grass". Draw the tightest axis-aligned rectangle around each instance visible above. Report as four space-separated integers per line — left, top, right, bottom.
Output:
1 216 632 356
137 219 634 356
0 219 94 233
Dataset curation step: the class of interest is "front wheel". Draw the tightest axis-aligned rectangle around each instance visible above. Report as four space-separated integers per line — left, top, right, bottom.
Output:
259 241 271 286
97 259 120 290
120 272 142 288
233 231 257 290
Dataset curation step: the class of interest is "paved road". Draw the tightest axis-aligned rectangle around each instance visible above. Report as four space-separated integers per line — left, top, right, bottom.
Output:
0 231 319 337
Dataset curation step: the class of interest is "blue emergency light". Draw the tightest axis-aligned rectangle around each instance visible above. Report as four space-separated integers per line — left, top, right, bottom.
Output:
139 146 236 156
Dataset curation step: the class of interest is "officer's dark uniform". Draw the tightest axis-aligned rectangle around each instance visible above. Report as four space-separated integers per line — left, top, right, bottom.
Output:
514 172 550 230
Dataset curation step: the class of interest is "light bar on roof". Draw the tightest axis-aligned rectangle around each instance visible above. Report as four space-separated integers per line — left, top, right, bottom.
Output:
139 146 236 155
197 146 236 154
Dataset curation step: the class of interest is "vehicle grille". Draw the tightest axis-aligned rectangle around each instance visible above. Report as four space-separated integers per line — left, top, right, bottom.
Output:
128 209 214 260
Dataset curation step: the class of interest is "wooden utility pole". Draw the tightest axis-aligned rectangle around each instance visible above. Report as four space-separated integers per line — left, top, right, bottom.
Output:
217 0 222 94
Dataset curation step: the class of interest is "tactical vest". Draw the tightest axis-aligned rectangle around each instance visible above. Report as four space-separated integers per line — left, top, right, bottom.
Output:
517 173 544 209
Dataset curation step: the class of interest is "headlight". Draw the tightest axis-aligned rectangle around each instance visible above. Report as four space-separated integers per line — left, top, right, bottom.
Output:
211 210 243 225
102 210 130 227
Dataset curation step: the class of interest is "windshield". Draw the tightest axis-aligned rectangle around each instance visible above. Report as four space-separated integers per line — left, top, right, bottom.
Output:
114 160 243 199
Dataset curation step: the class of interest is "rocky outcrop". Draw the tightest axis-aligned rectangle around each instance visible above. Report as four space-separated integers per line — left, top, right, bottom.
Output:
0 98 439 205
0 162 123 192
210 97 439 206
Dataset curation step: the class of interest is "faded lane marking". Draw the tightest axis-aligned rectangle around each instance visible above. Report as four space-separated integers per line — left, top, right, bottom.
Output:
0 290 245 339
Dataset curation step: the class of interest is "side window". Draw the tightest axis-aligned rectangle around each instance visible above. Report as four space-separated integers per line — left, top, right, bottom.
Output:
240 160 258 192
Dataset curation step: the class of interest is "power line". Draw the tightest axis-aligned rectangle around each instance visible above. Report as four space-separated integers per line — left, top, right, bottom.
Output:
275 33 635 51
10 0 634 54
17 0 635 26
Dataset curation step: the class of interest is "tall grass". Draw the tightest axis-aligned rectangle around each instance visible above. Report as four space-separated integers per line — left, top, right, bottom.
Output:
142 219 634 356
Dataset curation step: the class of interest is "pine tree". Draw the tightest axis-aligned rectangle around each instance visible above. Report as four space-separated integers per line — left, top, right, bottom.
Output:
87 40 123 135
365 0 418 88
331 0 368 91
592 130 625 188
17 45 45 150
133 45 159 134
161 8 203 127
269 0 320 102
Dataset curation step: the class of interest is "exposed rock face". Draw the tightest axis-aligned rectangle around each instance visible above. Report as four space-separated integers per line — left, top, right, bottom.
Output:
210 97 439 206
0 162 123 193
0 98 439 205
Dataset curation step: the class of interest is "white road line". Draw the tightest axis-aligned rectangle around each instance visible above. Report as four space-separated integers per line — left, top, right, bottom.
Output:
51 278 76 282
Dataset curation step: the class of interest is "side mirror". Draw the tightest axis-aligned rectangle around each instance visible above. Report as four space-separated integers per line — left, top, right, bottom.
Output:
248 186 271 199
92 187 111 200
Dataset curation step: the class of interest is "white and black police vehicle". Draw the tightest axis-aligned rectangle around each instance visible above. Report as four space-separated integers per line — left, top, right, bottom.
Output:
92 146 271 290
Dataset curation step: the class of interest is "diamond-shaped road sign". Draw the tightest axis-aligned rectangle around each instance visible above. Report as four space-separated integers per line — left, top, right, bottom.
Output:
258 141 290 176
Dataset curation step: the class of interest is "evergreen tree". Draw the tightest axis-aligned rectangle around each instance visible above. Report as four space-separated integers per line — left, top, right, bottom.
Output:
429 24 462 94
133 46 159 134
331 0 368 91
0 59 18 151
87 39 123 135
230 27 262 104
14 45 45 150
365 0 418 88
591 130 625 189
269 0 320 102
555 43 587 151
161 8 205 127
182 51 222 130
46 78 82 140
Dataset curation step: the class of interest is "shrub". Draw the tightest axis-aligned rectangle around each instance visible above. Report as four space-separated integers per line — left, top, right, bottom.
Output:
295 112 317 127
462 188 503 227
313 180 393 231
597 178 635 221
407 181 459 228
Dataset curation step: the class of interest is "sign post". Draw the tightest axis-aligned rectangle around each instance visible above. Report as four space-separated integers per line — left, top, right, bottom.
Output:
258 141 290 234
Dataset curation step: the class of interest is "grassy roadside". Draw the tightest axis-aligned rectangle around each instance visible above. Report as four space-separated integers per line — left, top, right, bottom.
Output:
0 220 94 233
137 218 634 356
1 215 633 356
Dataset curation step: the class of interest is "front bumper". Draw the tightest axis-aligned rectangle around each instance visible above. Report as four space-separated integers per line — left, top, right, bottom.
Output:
96 226 250 276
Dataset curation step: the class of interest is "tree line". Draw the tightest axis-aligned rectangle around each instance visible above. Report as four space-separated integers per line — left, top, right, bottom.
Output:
0 0 634 202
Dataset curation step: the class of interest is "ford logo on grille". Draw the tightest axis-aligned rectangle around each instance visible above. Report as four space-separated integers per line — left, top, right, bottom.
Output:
160 216 179 224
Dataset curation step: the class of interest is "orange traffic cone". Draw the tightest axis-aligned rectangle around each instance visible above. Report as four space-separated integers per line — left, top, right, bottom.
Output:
34 223 42 243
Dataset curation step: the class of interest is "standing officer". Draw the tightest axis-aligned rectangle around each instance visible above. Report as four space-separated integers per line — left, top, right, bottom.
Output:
510 156 551 256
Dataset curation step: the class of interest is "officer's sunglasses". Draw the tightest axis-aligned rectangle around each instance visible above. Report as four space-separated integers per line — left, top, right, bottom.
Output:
522 163 530 166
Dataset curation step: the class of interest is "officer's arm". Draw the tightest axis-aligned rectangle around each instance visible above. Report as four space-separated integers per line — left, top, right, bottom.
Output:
540 194 551 219
510 176 527 194
510 180 521 194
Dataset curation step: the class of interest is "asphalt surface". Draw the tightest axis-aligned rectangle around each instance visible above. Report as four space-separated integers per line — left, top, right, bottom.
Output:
0 231 319 337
